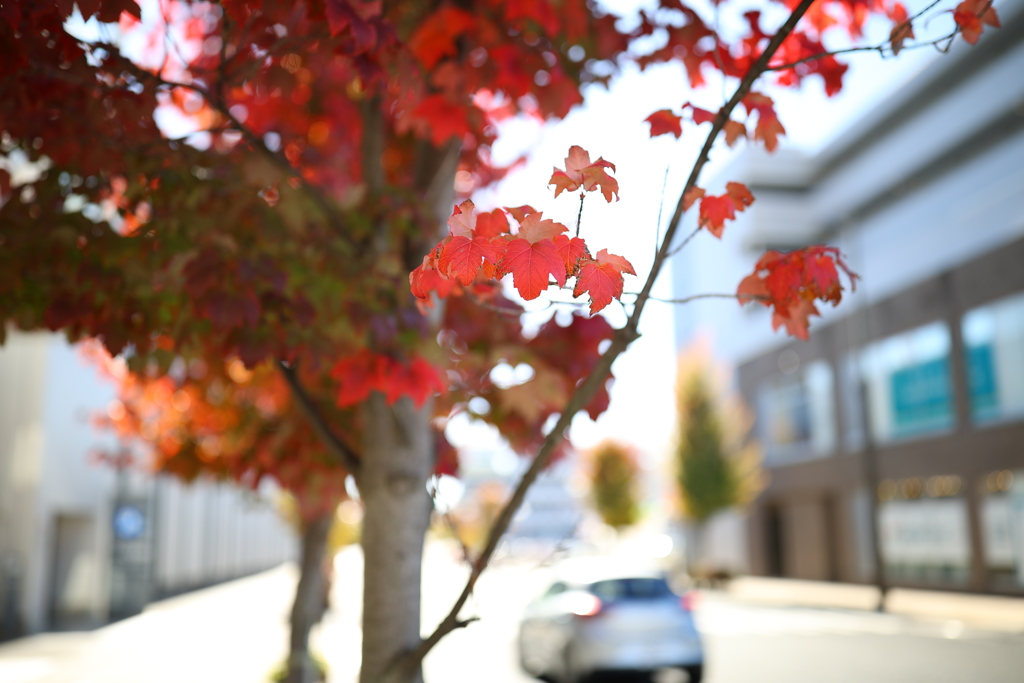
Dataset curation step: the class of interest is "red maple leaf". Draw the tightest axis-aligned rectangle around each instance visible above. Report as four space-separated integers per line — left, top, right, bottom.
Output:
573 249 635 314
552 234 589 277
438 236 498 286
497 238 565 300
645 109 682 138
685 102 717 125
698 182 753 238
407 7 476 69
474 209 510 238
698 197 734 237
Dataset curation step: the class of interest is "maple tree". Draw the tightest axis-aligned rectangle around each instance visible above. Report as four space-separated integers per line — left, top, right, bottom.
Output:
0 0 999 682
586 440 642 530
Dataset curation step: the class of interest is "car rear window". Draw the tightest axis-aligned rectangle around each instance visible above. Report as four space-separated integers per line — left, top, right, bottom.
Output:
587 578 673 602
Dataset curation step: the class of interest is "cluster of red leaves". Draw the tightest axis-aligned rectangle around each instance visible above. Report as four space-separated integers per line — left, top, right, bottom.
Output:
737 246 858 339
953 0 1001 44
412 147 634 315
677 182 756 239
331 351 446 408
87 345 351 522
644 96 782 151
687 182 756 238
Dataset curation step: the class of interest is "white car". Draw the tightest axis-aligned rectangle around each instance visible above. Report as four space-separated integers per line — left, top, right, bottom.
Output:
517 563 703 682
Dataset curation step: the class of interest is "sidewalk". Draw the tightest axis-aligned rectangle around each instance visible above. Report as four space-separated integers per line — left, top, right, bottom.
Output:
724 576 1024 632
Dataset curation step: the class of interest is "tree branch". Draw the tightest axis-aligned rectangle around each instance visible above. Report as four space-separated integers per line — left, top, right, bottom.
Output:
95 45 352 237
765 0 961 72
277 360 362 478
391 0 820 673
627 292 767 305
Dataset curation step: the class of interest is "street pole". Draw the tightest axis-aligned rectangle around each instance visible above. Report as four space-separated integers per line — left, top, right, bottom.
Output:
859 378 888 612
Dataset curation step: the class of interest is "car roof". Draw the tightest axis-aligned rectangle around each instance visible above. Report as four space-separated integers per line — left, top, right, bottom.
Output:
547 556 667 587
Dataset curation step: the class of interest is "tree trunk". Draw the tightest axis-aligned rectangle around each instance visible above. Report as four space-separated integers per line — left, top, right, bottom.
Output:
286 512 333 683
359 392 434 683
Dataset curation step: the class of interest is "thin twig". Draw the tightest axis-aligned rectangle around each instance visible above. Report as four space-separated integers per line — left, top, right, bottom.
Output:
277 361 362 478
428 479 474 566
654 164 671 259
575 192 585 238
666 226 701 259
624 292 767 305
394 0 820 674
766 0 961 72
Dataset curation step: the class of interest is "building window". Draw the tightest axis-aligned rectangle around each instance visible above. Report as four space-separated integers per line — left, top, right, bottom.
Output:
757 359 836 464
860 321 954 443
962 291 1024 424
877 476 971 586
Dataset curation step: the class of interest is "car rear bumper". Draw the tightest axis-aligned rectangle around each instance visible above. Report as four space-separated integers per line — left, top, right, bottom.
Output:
573 636 703 672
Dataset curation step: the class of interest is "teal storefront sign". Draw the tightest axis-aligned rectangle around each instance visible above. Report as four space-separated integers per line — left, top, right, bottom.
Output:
890 357 953 436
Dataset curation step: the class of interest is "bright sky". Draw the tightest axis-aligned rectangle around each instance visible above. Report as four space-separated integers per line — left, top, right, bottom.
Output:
446 0 943 483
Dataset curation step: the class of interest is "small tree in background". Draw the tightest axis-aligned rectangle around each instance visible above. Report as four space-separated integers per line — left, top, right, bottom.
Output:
674 343 761 574
587 440 641 530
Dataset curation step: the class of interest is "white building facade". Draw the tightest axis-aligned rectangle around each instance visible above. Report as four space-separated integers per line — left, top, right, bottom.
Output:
0 331 295 638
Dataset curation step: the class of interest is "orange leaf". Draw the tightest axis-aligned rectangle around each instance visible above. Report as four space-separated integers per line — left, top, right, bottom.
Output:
447 199 476 237
517 212 568 243
505 205 537 223
595 248 635 275
549 145 619 202
726 181 755 209
723 120 747 146
683 186 705 211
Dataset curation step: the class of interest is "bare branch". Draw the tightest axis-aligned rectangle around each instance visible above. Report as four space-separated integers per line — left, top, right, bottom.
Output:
766 0 960 72
277 361 362 478
666 226 701 259
575 192 585 238
625 292 767 305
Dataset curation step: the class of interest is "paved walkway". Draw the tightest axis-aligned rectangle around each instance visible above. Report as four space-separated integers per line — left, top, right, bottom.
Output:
724 576 1024 632
2 547 1023 682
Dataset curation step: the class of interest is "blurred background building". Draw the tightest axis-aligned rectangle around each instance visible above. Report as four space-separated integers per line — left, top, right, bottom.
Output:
673 0 1024 594
0 331 295 640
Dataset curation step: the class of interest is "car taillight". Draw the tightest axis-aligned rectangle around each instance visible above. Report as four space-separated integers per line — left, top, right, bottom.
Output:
680 590 700 611
569 594 604 618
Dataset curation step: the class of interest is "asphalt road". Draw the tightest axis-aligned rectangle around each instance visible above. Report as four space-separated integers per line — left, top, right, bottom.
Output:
1 542 1022 683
